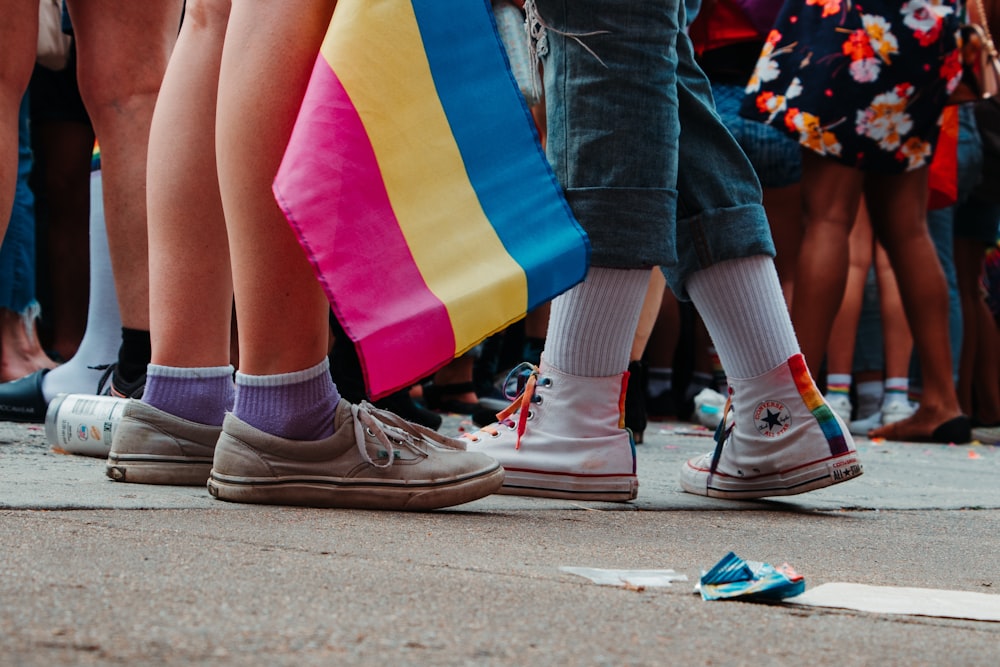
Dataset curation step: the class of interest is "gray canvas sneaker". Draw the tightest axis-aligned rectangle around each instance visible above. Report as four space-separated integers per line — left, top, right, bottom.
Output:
208 400 504 510
106 400 221 485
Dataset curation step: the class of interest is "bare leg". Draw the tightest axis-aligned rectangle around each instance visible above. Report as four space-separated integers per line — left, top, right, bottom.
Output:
625 268 665 440
630 269 665 362
217 0 336 375
1 89 57 381
762 182 803 305
522 301 550 364
955 237 1000 423
65 0 184 332
873 238 913 390
791 151 865 377
0 308 58 382
866 167 964 439
825 203 875 381
0 1 37 243
969 293 1000 424
147 0 233 368
646 285 680 371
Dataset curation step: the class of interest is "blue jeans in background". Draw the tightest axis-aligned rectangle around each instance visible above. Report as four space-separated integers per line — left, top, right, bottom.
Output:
0 95 39 318
923 103 986 381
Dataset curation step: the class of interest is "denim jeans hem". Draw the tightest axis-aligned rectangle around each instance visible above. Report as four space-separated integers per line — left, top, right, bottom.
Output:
668 202 775 300
565 187 677 268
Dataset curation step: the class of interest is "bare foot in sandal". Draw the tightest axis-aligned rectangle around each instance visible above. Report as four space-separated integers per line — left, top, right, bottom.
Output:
869 405 971 444
1 308 59 383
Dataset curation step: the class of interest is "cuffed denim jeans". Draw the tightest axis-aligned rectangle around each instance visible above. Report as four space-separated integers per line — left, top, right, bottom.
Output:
531 0 774 299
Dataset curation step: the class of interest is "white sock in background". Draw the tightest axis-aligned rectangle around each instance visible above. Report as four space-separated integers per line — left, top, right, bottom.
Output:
855 380 883 419
883 377 910 407
42 171 123 400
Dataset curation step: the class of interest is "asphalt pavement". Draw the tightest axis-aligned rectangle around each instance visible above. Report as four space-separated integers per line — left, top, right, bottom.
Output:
1 415 998 666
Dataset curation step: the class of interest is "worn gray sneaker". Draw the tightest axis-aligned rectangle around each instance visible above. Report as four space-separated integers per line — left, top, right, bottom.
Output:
106 400 221 485
207 400 504 510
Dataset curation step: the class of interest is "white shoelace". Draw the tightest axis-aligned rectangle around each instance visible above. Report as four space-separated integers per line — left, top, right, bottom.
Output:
351 401 409 469
350 401 468 469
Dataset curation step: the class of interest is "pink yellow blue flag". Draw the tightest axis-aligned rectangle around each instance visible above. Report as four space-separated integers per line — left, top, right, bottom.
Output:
275 0 589 399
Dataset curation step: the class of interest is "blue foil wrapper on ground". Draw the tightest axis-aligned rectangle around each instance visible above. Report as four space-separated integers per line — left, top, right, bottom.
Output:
699 551 806 601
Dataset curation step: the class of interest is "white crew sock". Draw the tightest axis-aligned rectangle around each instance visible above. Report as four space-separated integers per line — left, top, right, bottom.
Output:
686 255 800 380
825 373 852 399
543 267 650 377
883 377 910 407
42 171 122 400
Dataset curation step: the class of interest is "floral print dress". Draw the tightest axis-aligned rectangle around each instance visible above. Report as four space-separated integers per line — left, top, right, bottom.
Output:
739 0 964 173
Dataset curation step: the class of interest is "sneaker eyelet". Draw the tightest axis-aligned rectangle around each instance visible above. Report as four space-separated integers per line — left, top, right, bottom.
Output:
526 410 534 420
505 422 516 431
365 427 375 437
539 377 552 387
490 431 502 439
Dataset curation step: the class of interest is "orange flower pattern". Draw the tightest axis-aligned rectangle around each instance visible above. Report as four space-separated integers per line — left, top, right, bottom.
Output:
739 0 962 172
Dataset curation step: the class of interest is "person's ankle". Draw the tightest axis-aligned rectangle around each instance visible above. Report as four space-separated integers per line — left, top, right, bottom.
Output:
233 360 340 441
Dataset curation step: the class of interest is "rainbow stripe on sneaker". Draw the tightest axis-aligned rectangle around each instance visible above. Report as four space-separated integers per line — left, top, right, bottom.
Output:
788 354 851 456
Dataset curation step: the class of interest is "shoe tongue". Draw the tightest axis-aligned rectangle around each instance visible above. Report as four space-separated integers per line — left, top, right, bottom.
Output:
332 398 354 431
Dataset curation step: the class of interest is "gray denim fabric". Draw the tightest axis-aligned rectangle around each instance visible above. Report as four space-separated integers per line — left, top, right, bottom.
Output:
712 82 802 189
531 0 774 300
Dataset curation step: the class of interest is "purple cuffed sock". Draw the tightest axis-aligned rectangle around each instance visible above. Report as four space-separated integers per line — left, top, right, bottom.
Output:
143 364 235 426
233 357 340 441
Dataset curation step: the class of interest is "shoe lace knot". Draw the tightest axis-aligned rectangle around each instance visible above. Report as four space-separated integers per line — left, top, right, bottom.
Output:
92 362 145 399
92 363 117 396
351 401 414 469
708 389 736 478
464 362 546 449
351 400 467 470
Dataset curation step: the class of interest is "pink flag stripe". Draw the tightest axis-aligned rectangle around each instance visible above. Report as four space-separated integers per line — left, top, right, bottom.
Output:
274 58 455 393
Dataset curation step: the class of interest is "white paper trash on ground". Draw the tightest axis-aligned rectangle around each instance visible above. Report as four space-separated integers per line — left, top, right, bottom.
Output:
560 567 688 588
786 583 1000 622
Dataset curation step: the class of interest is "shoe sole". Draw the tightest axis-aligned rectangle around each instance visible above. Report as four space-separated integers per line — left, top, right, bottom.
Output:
206 464 504 511
682 451 862 499
972 427 1000 445
497 468 638 502
106 454 214 486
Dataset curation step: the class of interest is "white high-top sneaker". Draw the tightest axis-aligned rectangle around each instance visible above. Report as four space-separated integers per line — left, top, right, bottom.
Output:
680 354 863 499
464 361 638 502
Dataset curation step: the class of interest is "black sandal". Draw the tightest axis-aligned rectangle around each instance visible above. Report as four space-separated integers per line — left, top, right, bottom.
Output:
0 369 51 423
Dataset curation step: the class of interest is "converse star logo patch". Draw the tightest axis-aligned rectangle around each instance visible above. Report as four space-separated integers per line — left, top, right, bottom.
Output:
754 400 790 437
